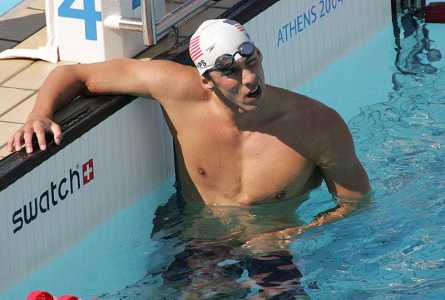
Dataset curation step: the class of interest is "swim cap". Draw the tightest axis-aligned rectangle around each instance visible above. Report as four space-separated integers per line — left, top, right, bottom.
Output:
189 19 252 75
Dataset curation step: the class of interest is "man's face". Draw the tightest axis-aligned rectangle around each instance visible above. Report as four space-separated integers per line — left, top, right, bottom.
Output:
207 49 265 112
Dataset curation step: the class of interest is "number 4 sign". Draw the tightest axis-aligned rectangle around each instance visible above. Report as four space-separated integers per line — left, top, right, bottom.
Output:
58 0 102 41
51 0 165 63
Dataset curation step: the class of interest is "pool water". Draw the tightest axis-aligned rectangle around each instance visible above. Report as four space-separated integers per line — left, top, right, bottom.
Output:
292 22 445 299
3 15 445 300
0 0 23 16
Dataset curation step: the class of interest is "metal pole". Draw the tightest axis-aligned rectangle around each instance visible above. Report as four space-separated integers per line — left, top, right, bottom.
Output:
104 0 213 46
156 0 211 38
142 0 155 45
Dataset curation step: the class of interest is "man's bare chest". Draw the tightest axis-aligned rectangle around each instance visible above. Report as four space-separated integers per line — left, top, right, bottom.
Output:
178 123 316 205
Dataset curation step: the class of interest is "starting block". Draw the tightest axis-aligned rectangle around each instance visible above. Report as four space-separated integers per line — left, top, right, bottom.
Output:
48 0 165 62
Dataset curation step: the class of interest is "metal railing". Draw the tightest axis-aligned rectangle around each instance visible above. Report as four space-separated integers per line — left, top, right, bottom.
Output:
104 0 212 46
393 0 426 13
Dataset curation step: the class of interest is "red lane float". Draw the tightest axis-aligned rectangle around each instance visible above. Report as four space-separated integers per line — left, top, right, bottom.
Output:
26 291 81 300
425 2 445 23
57 296 80 300
26 291 55 300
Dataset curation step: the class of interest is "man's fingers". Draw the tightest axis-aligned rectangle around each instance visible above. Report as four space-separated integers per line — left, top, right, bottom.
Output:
7 135 15 153
51 123 62 145
10 130 24 152
8 119 62 154
33 122 47 151
23 125 34 153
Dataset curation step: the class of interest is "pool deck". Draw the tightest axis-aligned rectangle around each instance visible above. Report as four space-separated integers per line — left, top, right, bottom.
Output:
0 0 240 160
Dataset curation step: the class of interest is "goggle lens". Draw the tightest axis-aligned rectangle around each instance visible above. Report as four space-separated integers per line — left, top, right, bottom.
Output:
213 42 256 70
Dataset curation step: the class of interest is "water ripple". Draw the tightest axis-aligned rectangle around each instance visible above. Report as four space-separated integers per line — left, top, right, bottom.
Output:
294 56 445 299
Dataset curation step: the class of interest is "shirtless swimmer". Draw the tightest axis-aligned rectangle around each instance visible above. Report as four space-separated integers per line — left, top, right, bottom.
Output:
8 19 371 250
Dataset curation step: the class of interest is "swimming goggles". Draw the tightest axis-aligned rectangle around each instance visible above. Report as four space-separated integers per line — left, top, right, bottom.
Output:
208 41 256 74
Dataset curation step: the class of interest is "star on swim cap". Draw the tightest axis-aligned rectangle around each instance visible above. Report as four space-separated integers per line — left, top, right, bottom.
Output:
189 19 252 75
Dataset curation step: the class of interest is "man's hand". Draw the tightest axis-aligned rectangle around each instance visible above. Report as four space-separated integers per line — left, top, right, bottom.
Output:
8 114 62 154
241 226 308 254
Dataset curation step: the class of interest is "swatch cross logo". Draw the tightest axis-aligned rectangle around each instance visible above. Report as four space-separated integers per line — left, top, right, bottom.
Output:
82 159 94 185
11 158 97 234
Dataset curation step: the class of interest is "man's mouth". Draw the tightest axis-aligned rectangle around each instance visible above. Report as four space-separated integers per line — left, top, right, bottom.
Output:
247 86 261 98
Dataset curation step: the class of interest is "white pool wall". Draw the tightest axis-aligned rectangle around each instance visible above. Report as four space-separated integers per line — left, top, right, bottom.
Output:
1 179 176 300
245 0 392 89
0 99 174 292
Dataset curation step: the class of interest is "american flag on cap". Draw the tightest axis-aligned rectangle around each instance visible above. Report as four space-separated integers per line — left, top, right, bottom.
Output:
223 19 246 32
189 35 203 61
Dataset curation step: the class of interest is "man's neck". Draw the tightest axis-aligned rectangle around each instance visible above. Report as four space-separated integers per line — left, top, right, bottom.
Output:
212 94 268 131
233 107 265 130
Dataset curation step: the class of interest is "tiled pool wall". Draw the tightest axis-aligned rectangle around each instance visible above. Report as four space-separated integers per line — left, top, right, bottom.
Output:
0 0 393 295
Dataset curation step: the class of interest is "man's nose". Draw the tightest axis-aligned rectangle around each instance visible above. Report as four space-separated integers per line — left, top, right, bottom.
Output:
242 68 257 87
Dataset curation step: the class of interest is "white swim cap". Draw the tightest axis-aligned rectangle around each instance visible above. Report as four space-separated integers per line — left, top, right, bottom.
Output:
189 19 253 75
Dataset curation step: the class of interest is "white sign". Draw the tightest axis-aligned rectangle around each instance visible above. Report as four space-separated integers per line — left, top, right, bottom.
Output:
51 0 165 62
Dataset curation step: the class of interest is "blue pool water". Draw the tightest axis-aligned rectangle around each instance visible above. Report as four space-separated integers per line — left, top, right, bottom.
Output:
0 0 23 16
293 23 445 299
3 19 445 300
1 180 176 300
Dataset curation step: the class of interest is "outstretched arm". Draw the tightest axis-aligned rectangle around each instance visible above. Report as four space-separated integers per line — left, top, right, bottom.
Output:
8 58 201 153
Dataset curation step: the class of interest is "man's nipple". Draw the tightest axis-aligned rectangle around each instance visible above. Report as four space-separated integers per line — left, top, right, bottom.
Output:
198 167 206 176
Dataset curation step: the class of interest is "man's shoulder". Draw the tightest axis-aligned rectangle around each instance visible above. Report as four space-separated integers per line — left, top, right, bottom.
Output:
267 85 347 136
266 85 332 113
300 97 346 136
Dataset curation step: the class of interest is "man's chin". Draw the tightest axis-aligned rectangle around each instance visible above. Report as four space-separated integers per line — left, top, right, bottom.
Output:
239 98 264 113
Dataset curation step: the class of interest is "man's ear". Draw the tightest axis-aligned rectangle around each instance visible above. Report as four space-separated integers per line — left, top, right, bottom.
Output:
257 48 263 62
201 74 215 91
